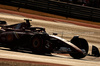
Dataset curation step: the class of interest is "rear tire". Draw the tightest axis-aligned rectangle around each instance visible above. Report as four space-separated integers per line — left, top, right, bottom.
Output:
70 37 89 59
31 35 45 54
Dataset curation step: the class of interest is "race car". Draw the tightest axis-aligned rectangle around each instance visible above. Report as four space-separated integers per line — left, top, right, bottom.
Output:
0 19 89 59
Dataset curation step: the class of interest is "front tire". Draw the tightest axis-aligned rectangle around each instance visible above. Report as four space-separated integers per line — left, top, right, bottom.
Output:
70 37 89 59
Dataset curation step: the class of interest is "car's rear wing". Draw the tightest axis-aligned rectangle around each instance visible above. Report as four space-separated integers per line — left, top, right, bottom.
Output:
0 21 7 26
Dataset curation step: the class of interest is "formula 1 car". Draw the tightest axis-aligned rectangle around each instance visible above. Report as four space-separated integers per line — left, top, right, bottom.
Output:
0 19 89 59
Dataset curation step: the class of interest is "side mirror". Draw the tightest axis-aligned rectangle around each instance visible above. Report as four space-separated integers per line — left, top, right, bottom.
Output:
53 33 58 35
24 19 32 22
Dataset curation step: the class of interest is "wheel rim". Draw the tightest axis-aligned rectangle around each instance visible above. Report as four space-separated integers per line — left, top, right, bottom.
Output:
6 34 13 42
32 37 41 48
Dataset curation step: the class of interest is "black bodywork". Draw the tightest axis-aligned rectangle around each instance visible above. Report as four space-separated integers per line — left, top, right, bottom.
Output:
0 19 89 59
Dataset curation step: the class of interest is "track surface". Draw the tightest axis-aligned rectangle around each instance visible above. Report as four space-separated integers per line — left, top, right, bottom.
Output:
0 9 100 66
